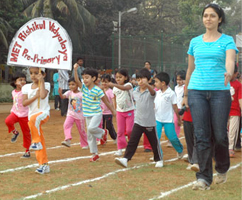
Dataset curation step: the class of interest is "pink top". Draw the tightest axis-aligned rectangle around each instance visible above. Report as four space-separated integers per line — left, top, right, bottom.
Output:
101 88 114 115
64 90 84 120
11 90 29 117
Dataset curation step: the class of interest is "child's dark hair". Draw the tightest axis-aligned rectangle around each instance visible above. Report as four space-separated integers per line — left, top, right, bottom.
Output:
136 68 151 80
81 68 98 82
144 61 151 65
155 72 170 85
202 4 225 33
101 74 111 82
76 57 84 62
149 79 155 86
68 77 76 83
177 70 186 80
116 68 129 83
10 72 26 88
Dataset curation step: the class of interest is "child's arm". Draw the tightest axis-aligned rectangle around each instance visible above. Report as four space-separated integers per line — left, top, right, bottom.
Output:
172 104 182 126
142 78 155 96
108 82 132 91
239 99 242 115
74 63 82 88
58 88 67 99
112 95 117 110
22 91 39 107
101 95 116 116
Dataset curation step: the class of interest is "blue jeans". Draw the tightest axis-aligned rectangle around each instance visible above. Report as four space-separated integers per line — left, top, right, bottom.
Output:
188 90 231 185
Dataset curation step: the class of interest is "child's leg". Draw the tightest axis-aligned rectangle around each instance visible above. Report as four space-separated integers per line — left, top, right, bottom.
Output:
174 112 181 137
63 116 75 141
104 114 117 140
164 123 183 153
125 110 134 140
144 127 163 161
156 120 163 141
143 134 152 150
28 112 49 165
124 123 143 160
18 116 31 150
183 121 198 164
5 112 18 133
116 111 127 149
86 114 103 154
75 118 88 147
228 116 240 150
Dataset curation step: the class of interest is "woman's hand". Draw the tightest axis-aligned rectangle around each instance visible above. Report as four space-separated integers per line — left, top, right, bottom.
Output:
224 72 232 86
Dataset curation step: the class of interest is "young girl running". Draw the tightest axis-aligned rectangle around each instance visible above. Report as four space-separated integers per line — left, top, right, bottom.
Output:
58 77 88 149
22 67 50 174
108 69 135 156
5 72 31 158
74 64 115 162
100 74 117 142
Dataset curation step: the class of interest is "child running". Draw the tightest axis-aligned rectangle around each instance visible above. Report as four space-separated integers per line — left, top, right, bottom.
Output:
154 72 184 159
58 77 88 149
174 70 186 137
115 68 163 168
100 74 117 142
74 64 115 162
108 69 135 156
5 72 31 158
22 67 50 174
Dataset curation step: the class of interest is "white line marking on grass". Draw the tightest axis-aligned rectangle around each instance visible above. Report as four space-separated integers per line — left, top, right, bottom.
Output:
148 162 242 200
0 137 184 158
0 137 185 173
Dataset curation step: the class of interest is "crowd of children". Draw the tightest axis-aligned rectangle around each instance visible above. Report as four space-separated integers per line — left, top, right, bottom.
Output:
4 62 241 189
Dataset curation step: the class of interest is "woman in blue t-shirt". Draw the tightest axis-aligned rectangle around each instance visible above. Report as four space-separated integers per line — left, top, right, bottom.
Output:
183 3 239 190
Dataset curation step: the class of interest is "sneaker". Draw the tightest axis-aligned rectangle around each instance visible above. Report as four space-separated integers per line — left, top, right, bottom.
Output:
61 140 71 148
214 173 227 184
55 108 60 111
21 151 30 158
149 157 154 161
192 180 210 190
35 164 50 174
114 149 123 156
90 154 99 162
186 163 192 170
177 151 184 159
229 149 235 158
100 129 108 145
166 141 172 148
182 154 189 162
115 158 128 168
191 164 200 172
144 149 152 152
29 142 43 150
234 147 241 152
155 160 164 168
11 132 19 143
82 146 88 150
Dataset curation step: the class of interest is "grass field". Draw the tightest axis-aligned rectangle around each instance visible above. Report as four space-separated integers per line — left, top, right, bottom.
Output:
0 105 241 200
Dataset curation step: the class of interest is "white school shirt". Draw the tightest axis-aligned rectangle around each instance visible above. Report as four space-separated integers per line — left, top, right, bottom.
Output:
175 84 184 109
154 87 177 123
22 82 50 119
113 82 135 112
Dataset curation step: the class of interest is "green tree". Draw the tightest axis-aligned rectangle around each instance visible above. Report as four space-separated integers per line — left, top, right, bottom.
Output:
20 0 96 54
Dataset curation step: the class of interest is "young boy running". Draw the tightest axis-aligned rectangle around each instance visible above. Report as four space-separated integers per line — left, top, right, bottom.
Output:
115 68 163 168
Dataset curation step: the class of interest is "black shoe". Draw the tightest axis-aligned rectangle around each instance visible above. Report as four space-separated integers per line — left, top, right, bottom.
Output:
11 132 19 143
144 149 152 152
21 151 30 158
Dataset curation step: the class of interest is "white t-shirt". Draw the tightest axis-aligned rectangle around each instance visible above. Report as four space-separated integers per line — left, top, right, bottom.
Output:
113 82 135 112
22 82 50 119
154 87 177 123
175 84 184 109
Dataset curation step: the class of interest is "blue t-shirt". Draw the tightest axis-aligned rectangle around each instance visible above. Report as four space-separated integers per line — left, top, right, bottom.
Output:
81 84 104 117
187 33 239 90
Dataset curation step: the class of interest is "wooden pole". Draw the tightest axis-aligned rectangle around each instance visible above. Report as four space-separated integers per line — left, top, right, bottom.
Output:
38 68 41 108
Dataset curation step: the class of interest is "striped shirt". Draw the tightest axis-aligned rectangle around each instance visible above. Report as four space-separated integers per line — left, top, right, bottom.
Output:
187 33 239 90
81 84 104 117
